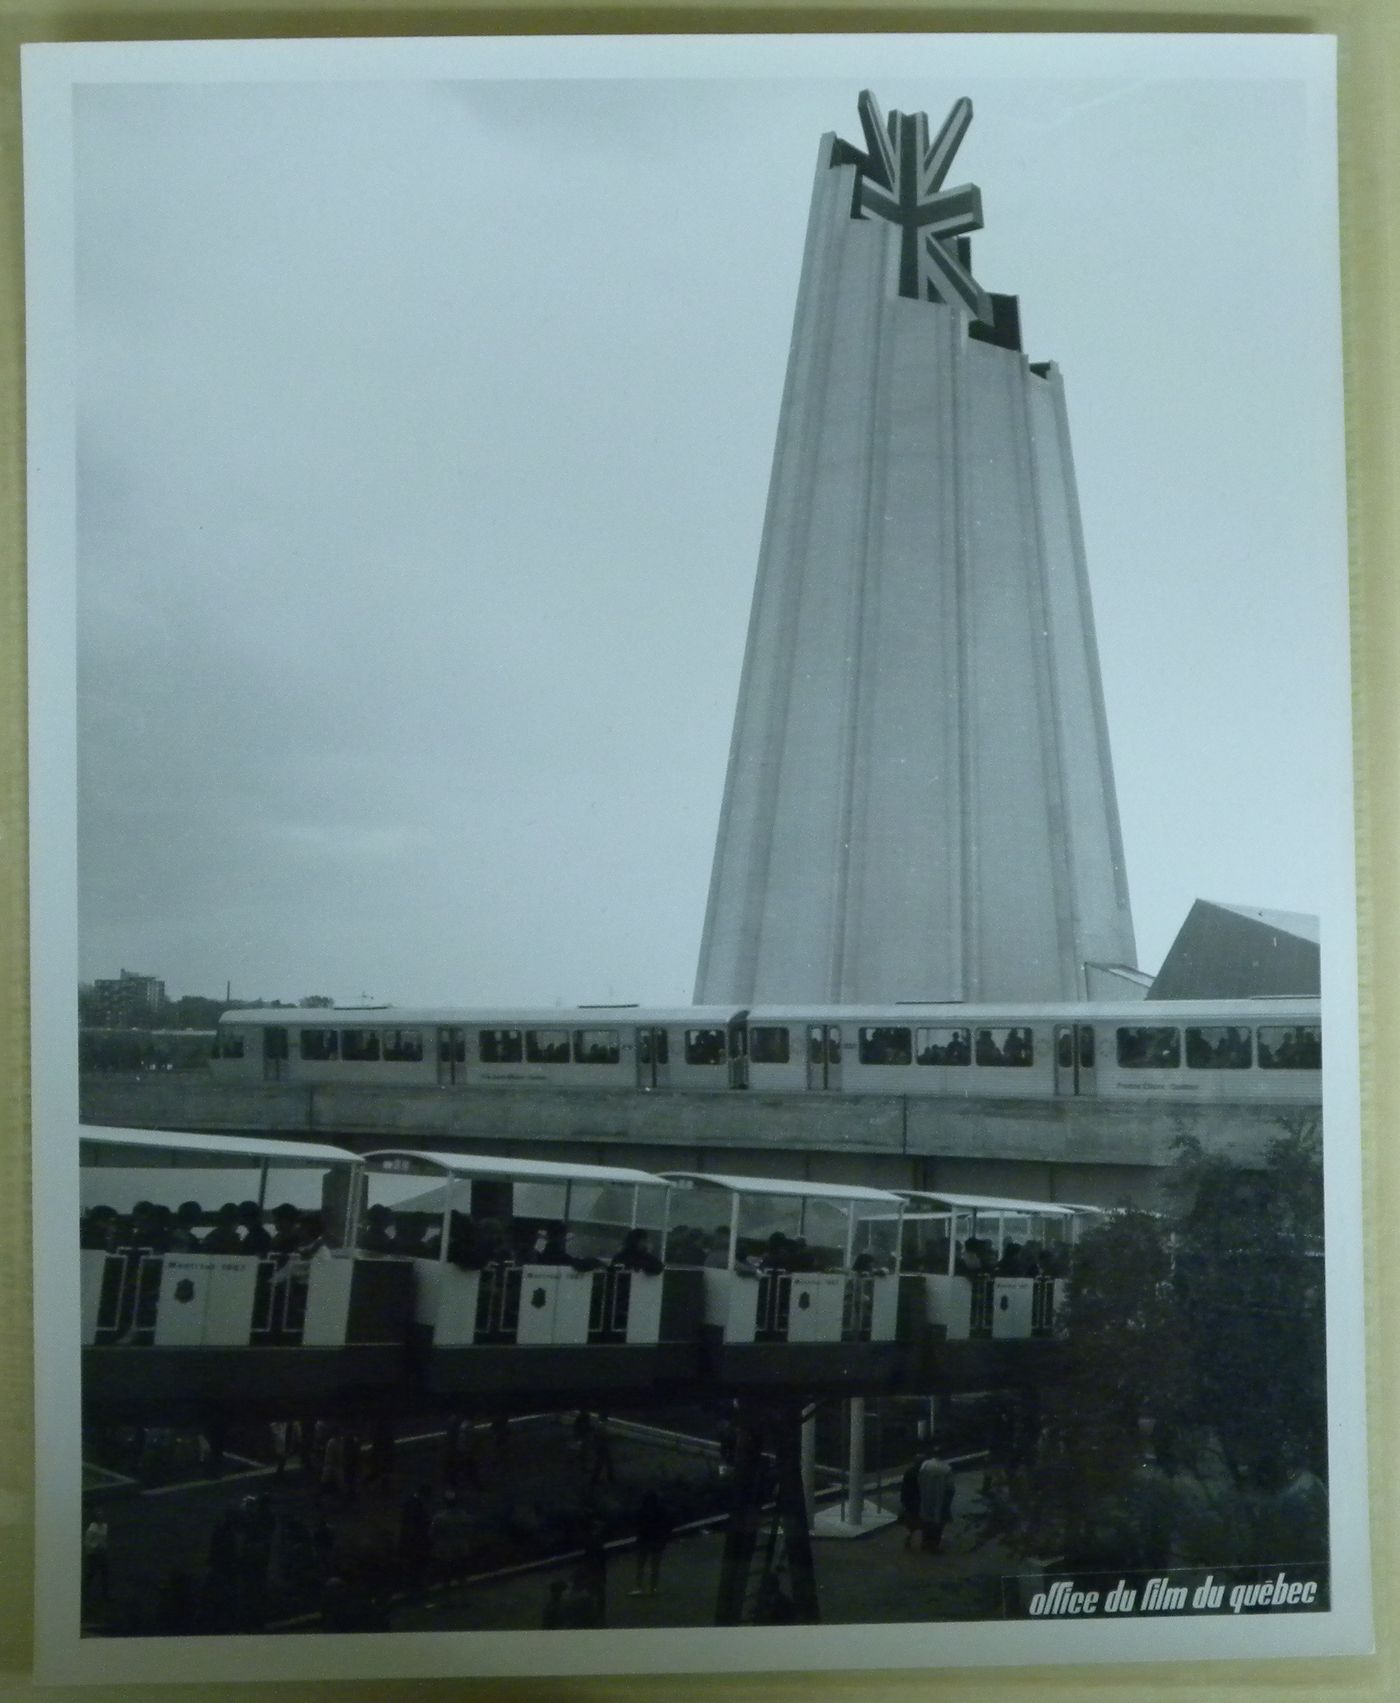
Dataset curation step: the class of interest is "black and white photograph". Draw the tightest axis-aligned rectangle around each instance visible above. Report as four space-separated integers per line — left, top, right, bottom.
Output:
24 32 1369 1683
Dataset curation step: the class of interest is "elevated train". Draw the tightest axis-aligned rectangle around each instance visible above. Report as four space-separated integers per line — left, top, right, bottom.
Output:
79 1126 1101 1418
209 997 1322 1106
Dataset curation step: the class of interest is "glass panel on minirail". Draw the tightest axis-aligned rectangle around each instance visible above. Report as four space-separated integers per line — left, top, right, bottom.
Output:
79 1157 344 1249
851 1199 899 1271
735 1191 803 1268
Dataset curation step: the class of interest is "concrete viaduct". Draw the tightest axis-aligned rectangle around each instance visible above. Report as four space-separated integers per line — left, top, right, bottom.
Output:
78 1076 1311 1210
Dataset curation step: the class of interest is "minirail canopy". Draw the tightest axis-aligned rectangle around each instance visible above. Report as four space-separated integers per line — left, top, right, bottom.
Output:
361 1150 666 1187
900 1189 1079 1216
361 1150 670 1266
79 1125 361 1168
660 1171 901 1204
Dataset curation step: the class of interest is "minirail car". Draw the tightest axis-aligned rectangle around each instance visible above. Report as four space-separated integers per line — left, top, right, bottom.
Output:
210 998 1322 1106
896 1190 1102 1345
79 1127 413 1412
358 1148 699 1398
658 1172 904 1386
79 1126 1107 1417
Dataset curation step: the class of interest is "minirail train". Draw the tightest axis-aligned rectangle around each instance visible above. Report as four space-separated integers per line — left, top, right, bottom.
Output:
209 997 1322 1106
79 1126 1104 1416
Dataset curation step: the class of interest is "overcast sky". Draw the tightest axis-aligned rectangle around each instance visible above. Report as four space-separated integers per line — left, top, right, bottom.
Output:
69 40 1349 1007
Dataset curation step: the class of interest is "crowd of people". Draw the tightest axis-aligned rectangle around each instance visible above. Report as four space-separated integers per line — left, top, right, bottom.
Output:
84 1201 1074 1285
81 1198 331 1261
81 1410 690 1636
898 1235 1071 1279
358 1206 667 1278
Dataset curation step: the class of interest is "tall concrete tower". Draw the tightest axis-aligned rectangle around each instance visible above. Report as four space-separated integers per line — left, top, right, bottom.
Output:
695 93 1136 1006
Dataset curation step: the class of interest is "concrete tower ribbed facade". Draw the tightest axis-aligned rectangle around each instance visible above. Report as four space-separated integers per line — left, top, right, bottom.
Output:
694 94 1136 1006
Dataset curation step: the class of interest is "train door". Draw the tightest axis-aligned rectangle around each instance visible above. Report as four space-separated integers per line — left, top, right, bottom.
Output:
1053 1024 1098 1097
636 1026 672 1091
437 1027 466 1086
262 1026 288 1083
806 1024 843 1091
728 1023 749 1089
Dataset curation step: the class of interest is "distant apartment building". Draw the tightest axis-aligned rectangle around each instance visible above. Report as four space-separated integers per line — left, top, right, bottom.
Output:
84 968 167 1028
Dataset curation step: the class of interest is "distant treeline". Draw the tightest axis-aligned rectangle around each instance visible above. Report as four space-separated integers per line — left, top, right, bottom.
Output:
80 1029 217 1073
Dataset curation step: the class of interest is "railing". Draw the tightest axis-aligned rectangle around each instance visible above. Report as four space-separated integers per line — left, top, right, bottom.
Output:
1031 1275 1057 1337
968 1273 995 1338
841 1274 876 1342
754 1272 792 1343
92 1250 314 1346
473 1262 523 1343
249 1260 308 1343
93 1248 143 1340
588 1266 632 1343
92 1249 163 1343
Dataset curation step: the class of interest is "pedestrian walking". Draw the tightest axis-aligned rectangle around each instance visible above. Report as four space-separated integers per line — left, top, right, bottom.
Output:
629 1490 673 1596
365 1412 397 1488
917 1454 955 1552
342 1427 362 1504
589 1419 617 1487
576 1515 610 1624
318 1429 346 1504
397 1487 433 1585
82 1513 110 1600
900 1457 922 1550
429 1489 471 1580
443 1416 481 1491
541 1577 569 1628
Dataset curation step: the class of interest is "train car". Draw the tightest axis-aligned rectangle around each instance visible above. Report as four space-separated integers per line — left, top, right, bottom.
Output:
79 1126 413 1417
742 999 1322 1104
358 1150 704 1399
211 1005 749 1091
209 997 1321 1107
658 1172 906 1390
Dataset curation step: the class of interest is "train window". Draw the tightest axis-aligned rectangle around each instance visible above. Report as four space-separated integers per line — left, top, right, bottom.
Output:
1116 1026 1181 1069
637 1028 670 1066
263 1027 289 1061
383 1029 424 1063
341 1029 381 1062
525 1029 571 1064
1080 1028 1096 1069
480 1029 523 1064
438 1030 467 1064
573 1028 621 1064
1257 1025 1322 1070
975 1027 1034 1067
859 1026 912 1066
916 1027 971 1066
685 1028 726 1066
211 1030 246 1059
1185 1026 1252 1070
299 1028 338 1061
750 1026 791 1065
1056 1030 1072 1070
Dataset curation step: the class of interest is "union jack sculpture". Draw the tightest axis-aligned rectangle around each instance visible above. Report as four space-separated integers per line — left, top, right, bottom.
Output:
834 90 994 324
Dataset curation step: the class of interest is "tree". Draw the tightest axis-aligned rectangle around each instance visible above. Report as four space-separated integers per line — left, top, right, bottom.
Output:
979 1208 1192 1569
1167 1118 1326 1495
978 1119 1327 1572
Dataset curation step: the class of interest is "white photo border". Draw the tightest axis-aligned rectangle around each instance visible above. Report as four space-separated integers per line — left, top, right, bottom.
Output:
24 30 1370 1684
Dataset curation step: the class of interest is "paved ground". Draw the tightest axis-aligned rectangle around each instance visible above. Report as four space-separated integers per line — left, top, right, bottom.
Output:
80 1413 1014 1635
389 1471 1011 1632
